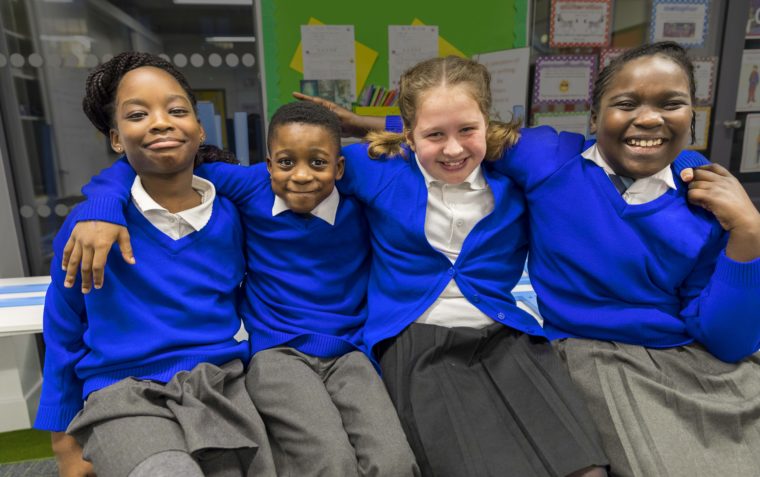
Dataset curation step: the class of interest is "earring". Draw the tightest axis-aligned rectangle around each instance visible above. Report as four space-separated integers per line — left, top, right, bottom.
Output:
114 145 123 153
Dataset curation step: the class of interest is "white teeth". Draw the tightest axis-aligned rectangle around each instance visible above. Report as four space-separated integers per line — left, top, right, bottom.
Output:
626 138 663 147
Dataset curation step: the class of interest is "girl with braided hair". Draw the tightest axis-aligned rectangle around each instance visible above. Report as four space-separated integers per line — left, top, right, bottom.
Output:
34 52 275 477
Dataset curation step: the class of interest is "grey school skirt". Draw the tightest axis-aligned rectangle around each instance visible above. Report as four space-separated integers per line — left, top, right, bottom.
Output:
377 322 609 477
554 338 760 477
67 359 275 477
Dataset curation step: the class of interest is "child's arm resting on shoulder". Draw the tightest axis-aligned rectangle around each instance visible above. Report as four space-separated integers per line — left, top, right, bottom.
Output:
292 92 385 137
51 432 95 477
681 164 760 362
64 158 137 293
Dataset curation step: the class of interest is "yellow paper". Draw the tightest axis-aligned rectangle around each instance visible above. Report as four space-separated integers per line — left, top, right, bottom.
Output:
412 18 466 58
290 17 378 96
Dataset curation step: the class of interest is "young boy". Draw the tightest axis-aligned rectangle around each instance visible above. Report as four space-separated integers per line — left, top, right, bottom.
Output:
65 101 419 477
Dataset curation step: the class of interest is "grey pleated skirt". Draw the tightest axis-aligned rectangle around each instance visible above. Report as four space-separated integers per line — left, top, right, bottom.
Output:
377 323 609 477
67 359 276 477
555 338 760 477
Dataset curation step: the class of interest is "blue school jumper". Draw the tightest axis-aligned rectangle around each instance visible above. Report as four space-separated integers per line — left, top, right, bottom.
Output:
74 159 371 359
35 197 248 432
339 143 538 352
498 126 760 363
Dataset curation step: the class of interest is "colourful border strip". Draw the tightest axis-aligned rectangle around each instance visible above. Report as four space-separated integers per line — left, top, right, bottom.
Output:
0 297 45 307
0 284 48 295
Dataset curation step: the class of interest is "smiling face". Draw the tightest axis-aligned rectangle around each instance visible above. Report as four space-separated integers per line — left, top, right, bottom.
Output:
590 54 693 179
266 122 344 214
407 84 487 184
109 66 203 177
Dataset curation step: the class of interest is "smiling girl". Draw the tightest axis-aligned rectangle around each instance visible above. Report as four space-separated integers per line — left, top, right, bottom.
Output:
498 41 760 476
338 56 609 477
34 52 274 477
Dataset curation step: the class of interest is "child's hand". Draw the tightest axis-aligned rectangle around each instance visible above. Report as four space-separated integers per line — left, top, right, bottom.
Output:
51 432 96 477
62 221 134 293
681 164 760 262
291 92 385 138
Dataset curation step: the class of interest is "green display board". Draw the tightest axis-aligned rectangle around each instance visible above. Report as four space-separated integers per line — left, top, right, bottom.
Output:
259 0 528 118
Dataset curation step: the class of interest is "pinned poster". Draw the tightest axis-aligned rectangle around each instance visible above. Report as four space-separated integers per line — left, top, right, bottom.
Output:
301 25 357 101
692 57 717 105
388 25 438 90
740 114 760 173
650 0 709 47
550 0 612 48
473 48 530 122
533 55 596 104
736 49 760 113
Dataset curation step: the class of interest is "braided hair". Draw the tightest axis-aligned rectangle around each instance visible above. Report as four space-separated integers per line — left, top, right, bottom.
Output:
83 51 237 165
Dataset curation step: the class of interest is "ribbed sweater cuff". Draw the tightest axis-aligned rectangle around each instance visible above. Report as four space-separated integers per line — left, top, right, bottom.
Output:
713 251 760 287
385 115 403 133
75 197 128 226
34 403 82 432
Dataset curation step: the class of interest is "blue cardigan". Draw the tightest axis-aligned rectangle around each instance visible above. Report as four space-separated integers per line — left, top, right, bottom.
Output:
339 144 539 352
498 126 760 363
35 197 248 432
74 160 372 359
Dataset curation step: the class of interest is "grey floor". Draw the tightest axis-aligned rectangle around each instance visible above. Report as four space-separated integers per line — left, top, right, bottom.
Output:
0 459 57 477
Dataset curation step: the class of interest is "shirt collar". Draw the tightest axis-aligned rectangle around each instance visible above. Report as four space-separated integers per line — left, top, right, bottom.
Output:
271 187 340 226
131 175 215 231
414 154 488 190
581 143 676 190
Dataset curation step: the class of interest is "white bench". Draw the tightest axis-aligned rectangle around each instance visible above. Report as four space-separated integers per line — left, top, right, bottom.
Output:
0 276 49 432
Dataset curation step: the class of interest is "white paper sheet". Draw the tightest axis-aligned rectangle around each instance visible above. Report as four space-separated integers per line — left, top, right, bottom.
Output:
301 25 356 101
388 25 438 90
473 48 530 123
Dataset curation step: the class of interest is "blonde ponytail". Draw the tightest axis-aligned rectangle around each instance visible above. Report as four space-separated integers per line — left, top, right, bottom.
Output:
484 119 521 161
365 130 409 159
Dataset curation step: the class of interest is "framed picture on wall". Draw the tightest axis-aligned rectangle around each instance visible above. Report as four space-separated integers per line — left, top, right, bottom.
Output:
549 0 612 48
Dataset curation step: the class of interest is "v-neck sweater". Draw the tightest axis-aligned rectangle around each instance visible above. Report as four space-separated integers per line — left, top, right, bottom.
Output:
74 159 372 360
498 126 760 362
35 196 248 431
339 143 538 353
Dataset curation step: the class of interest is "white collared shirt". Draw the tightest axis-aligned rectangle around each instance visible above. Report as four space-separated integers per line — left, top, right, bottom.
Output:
131 175 215 240
582 144 677 204
271 187 340 225
414 157 496 329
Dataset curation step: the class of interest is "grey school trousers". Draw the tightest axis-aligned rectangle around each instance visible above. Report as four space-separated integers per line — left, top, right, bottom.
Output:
246 347 420 477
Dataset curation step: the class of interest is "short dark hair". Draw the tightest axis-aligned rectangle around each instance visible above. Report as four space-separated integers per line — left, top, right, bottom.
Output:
267 101 341 154
83 51 237 165
592 41 696 143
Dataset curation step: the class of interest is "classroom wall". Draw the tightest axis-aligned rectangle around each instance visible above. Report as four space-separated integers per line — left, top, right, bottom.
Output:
259 0 529 116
